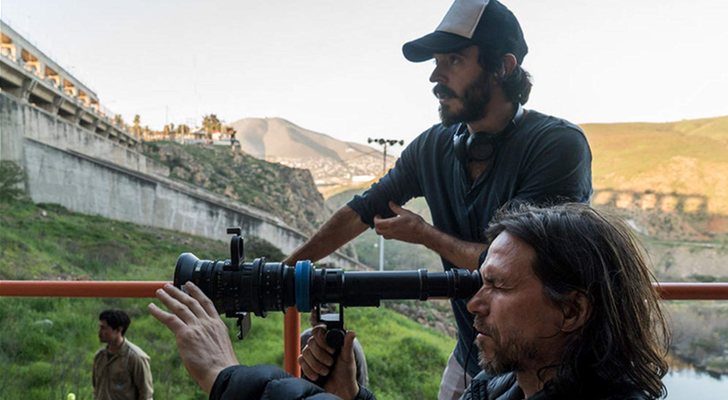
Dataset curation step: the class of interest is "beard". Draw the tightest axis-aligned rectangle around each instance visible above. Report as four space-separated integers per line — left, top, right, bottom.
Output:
434 71 492 127
475 321 539 375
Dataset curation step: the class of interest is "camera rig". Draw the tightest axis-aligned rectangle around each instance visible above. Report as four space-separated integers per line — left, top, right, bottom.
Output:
174 228 482 343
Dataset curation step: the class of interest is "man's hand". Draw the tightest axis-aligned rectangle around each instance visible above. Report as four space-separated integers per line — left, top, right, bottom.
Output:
375 201 487 270
299 325 359 400
373 201 432 244
148 282 239 394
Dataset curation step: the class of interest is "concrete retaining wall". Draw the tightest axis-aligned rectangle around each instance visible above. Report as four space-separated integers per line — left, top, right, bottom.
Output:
0 92 167 176
0 92 24 163
1 92 362 269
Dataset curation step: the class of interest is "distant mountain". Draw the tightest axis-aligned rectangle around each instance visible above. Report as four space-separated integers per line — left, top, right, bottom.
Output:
229 117 394 197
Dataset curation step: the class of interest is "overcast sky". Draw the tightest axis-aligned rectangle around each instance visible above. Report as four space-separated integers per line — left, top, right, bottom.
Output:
2 0 727 153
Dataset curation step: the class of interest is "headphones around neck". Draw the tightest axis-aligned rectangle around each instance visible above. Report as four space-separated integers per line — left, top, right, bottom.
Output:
453 129 501 163
452 104 525 163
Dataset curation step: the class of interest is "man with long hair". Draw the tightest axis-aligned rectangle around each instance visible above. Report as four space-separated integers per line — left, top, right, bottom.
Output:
291 1 592 397
149 203 668 399
151 1 594 397
462 203 669 399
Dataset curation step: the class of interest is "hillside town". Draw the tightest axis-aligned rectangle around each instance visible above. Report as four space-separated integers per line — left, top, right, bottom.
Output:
131 113 239 147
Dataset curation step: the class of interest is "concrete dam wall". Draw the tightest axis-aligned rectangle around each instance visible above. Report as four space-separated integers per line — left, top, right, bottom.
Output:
0 93 361 269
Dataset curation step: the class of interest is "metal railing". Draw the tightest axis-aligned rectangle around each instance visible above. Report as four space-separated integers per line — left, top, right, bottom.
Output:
1 280 727 376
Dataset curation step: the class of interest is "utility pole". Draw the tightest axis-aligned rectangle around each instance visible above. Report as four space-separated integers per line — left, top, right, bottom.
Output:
367 137 405 271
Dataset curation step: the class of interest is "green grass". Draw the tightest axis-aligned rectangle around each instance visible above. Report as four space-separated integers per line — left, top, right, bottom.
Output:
0 198 454 400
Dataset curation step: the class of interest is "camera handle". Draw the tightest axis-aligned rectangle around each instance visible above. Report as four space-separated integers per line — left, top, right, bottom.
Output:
308 304 346 387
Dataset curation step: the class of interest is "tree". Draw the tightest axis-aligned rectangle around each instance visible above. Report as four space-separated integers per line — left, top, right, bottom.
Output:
132 114 142 137
176 124 191 135
165 123 176 140
202 114 222 137
0 161 26 202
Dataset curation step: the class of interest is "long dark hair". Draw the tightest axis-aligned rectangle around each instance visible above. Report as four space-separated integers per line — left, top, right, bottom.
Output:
485 203 669 398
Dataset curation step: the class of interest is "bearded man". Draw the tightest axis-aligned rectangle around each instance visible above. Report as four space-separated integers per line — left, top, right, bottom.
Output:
291 1 591 398
148 1 592 399
149 204 669 400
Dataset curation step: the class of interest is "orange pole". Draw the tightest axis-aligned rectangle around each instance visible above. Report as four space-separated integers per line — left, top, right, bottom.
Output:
284 307 301 376
655 282 728 300
3 281 727 300
0 280 168 298
2 280 727 376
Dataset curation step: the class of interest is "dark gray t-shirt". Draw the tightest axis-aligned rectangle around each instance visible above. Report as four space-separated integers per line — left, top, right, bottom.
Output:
348 110 592 377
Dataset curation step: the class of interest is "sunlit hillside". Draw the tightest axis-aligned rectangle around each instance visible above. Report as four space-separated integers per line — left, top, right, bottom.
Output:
583 115 728 217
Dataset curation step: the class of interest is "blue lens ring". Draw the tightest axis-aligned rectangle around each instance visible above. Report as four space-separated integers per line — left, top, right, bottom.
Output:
295 260 312 312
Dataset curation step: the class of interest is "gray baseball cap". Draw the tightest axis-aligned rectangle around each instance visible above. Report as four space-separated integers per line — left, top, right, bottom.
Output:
402 0 528 64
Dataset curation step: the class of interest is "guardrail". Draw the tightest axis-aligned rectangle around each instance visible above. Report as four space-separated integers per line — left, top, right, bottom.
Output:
2 280 727 376
3 280 726 300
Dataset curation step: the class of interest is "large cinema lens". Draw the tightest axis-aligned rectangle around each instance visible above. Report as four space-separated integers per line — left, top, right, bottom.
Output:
174 252 482 316
174 253 296 317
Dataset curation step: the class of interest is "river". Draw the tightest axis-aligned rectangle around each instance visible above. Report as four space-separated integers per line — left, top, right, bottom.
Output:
664 367 728 399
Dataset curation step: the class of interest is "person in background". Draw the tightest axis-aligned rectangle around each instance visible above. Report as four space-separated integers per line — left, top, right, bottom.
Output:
93 309 154 400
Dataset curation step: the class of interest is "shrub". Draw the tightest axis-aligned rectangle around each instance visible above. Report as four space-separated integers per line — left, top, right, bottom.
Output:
0 160 26 202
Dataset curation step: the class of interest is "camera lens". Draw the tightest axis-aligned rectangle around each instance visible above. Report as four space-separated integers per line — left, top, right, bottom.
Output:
174 253 296 317
175 253 482 316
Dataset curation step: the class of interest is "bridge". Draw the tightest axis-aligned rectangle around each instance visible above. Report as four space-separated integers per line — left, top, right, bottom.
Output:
0 20 138 150
592 188 709 215
0 20 362 270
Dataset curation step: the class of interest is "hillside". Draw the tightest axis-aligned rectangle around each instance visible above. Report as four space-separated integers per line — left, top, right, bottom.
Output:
583 115 728 221
230 117 397 197
142 141 330 236
0 197 454 400
229 114 728 218
323 115 728 268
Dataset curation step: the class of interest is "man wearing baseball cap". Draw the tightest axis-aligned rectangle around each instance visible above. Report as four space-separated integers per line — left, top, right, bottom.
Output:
149 1 593 399
291 1 592 398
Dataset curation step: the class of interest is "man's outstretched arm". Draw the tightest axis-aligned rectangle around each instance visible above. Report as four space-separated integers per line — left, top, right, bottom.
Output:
284 206 369 265
149 282 373 400
373 202 486 271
